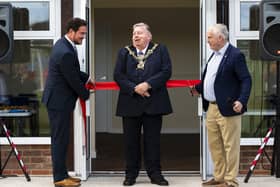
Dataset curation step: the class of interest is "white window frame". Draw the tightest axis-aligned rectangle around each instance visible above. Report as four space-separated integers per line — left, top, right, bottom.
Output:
229 0 274 146
232 0 260 39
0 0 61 145
230 0 260 47
0 0 60 39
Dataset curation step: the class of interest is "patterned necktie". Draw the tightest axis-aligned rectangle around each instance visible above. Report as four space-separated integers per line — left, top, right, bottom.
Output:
138 51 144 56
136 51 145 69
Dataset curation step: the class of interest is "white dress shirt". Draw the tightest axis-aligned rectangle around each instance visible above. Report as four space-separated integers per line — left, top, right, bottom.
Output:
64 35 77 51
136 45 148 55
204 42 229 102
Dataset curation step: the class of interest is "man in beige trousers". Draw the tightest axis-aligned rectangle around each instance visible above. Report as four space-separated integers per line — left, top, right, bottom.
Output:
191 24 252 187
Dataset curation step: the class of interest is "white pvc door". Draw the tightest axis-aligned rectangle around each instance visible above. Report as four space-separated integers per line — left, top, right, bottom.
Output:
201 0 217 180
73 0 92 180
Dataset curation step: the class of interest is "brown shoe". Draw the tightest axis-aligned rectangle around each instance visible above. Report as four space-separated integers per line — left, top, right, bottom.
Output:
68 176 81 183
54 178 80 187
202 178 223 186
216 183 235 187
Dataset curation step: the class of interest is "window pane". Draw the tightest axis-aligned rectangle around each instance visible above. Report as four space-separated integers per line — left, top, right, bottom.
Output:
11 2 49 31
237 40 276 137
240 2 260 31
0 40 52 137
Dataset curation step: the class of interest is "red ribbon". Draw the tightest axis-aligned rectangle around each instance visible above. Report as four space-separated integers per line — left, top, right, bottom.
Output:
85 79 200 90
79 79 200 146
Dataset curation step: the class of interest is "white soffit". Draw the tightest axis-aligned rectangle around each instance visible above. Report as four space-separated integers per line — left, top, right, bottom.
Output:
92 0 199 8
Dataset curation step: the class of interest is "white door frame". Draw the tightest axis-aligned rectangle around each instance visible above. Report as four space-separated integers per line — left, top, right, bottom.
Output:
201 0 216 180
72 0 217 180
73 0 92 180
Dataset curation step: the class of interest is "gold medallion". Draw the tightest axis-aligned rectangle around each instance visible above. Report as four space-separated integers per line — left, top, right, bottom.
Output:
125 43 158 70
137 61 145 70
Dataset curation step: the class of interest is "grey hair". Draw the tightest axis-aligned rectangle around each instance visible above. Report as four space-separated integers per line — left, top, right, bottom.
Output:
208 23 229 41
133 22 152 39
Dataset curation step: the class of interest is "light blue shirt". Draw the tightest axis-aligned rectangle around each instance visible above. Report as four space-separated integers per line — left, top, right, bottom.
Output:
204 42 229 102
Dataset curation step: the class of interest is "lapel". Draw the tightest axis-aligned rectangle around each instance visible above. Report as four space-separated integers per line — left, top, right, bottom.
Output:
216 44 232 75
143 42 154 63
203 52 214 78
128 42 155 63
131 46 137 56
63 37 74 52
207 53 215 63
205 52 214 68
63 37 78 57
128 46 138 64
146 42 154 54
62 37 80 67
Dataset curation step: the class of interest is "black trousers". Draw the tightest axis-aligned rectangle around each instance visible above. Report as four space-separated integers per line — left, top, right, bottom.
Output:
47 109 71 182
122 114 162 178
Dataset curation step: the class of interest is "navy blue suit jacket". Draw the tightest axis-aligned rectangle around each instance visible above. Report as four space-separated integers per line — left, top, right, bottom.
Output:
114 42 173 117
195 44 252 116
42 37 89 112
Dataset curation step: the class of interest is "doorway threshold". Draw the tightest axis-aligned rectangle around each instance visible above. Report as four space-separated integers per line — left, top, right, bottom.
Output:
91 170 200 177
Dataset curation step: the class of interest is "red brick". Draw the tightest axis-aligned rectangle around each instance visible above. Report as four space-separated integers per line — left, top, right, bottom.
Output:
0 145 52 175
1 144 275 176
31 169 52 175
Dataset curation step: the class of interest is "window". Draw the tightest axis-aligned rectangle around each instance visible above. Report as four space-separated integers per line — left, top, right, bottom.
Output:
13 2 50 31
237 40 276 138
240 1 259 31
230 1 276 142
0 0 60 140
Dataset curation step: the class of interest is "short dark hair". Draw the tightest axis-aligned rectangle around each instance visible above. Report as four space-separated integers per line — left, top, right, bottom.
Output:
66 17 87 32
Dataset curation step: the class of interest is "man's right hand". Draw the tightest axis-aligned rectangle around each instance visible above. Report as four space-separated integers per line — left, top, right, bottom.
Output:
189 86 200 96
87 78 95 85
135 82 150 97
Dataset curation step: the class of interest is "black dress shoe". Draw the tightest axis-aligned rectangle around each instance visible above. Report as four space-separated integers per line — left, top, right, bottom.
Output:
150 176 169 186
123 178 136 186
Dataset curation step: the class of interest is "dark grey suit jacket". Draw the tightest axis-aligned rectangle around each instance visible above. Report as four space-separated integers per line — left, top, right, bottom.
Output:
42 37 89 112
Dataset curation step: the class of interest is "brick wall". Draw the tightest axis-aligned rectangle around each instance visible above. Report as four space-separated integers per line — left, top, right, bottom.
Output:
0 145 52 175
0 145 274 176
0 0 75 177
240 146 274 175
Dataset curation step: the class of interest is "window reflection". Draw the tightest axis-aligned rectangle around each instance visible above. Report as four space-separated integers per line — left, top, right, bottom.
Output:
237 40 276 137
240 2 260 31
0 40 52 137
12 2 49 31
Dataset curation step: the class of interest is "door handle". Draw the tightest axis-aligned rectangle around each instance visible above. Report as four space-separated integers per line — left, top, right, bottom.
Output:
99 76 107 80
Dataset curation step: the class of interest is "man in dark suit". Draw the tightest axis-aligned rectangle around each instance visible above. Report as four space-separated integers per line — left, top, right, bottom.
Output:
191 24 252 187
42 18 93 187
114 22 172 186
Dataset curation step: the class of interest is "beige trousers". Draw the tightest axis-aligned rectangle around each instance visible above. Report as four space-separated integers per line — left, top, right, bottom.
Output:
206 103 241 187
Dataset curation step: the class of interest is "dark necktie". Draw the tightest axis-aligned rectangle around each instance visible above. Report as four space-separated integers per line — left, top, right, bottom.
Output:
73 45 78 56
